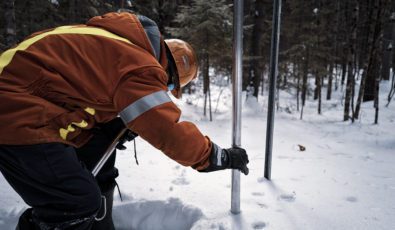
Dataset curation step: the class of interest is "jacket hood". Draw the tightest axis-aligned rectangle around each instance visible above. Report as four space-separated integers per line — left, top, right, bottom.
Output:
87 12 156 60
86 12 168 72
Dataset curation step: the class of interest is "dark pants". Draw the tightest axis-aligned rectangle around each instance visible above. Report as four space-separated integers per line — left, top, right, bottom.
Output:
0 119 124 229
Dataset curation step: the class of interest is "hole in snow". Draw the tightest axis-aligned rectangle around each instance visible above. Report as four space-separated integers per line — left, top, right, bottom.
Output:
346 196 358 203
113 198 204 230
252 221 267 229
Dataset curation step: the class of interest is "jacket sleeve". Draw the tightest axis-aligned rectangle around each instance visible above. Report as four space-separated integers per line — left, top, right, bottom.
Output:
113 67 211 170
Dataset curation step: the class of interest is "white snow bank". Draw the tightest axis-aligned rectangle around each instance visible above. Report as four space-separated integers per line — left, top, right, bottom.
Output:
0 209 23 229
113 198 203 230
0 198 203 230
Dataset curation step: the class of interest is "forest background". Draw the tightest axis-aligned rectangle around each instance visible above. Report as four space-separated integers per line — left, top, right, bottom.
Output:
1 0 395 123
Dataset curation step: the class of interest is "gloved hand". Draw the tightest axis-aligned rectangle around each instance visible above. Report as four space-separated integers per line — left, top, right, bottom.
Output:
199 143 249 175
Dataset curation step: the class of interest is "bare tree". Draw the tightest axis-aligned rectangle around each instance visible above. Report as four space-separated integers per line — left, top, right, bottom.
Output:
355 0 390 122
300 46 309 120
344 1 358 122
248 0 266 98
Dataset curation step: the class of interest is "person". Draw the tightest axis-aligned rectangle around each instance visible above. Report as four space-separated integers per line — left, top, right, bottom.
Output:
0 12 249 230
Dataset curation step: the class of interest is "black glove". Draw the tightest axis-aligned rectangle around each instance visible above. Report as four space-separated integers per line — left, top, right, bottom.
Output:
199 143 249 175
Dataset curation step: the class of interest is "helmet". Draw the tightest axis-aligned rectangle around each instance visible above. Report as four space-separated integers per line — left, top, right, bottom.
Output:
164 39 198 98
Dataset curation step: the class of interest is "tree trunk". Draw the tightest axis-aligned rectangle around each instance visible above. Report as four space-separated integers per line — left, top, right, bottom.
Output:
344 56 353 121
373 0 386 124
276 73 280 111
314 74 319 100
249 0 265 98
341 0 349 91
363 0 386 102
341 56 347 89
208 86 212 121
260 71 265 96
4 0 16 47
355 0 381 119
335 64 339 91
283 71 288 88
387 70 395 106
203 92 207 116
374 59 380 124
389 7 395 105
296 62 300 111
203 52 209 116
334 0 340 92
327 64 333 100
317 71 322 114
300 47 309 120
381 21 392 80
381 0 394 81
344 1 358 122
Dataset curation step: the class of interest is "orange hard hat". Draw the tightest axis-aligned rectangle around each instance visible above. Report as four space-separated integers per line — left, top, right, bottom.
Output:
165 39 198 98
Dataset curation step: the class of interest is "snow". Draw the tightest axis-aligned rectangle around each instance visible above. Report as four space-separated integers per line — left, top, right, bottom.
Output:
1 81 394 230
113 198 203 230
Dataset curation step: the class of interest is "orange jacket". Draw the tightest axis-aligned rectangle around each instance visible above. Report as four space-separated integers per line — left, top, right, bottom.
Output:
0 12 211 170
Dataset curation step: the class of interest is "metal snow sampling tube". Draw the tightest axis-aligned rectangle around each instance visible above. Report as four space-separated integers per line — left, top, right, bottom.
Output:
231 0 244 215
264 0 282 180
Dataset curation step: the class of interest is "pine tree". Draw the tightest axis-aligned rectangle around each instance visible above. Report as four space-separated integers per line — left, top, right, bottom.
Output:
131 0 185 36
168 0 232 120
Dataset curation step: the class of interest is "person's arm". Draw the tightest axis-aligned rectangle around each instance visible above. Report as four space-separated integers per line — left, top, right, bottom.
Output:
113 67 249 173
113 67 211 170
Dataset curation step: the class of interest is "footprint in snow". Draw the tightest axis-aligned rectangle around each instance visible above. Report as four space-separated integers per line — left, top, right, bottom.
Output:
252 221 267 229
252 192 265 197
345 196 358 202
172 177 190 185
173 165 181 170
278 193 296 202
257 203 268 209
172 170 190 185
209 223 226 230
332 152 347 156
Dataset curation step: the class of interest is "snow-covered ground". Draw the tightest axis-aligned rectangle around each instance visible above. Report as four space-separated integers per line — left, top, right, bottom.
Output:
0 81 394 230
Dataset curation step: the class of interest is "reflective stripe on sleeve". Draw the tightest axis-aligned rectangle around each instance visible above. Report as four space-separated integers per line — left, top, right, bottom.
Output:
216 146 223 166
212 143 223 166
119 90 172 124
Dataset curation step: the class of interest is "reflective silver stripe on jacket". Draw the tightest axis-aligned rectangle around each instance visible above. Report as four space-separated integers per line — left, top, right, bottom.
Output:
213 143 223 166
119 90 171 124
